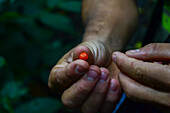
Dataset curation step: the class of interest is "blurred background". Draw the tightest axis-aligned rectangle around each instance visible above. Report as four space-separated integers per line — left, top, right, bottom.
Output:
0 0 82 113
0 0 159 113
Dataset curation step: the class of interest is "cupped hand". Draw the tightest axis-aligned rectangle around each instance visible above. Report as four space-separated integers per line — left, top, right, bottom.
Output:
48 39 122 113
112 43 170 112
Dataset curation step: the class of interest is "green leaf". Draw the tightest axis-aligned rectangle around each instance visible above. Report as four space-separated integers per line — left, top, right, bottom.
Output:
0 11 20 22
15 98 63 113
0 57 6 68
58 1 81 13
22 19 53 42
39 12 75 33
43 40 62 66
0 0 6 4
1 81 28 99
25 46 41 71
1 97 14 113
16 0 45 17
0 0 16 4
6 30 27 47
46 0 62 9
10 0 16 4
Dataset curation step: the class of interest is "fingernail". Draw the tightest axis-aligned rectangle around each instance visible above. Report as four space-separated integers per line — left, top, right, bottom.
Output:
109 79 118 93
86 70 99 81
127 49 140 54
75 65 86 74
112 55 117 63
100 72 108 82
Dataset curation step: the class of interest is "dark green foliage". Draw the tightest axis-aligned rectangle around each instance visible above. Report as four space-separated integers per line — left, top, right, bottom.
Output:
0 0 82 113
58 1 81 13
15 98 62 113
39 11 75 33
0 57 6 68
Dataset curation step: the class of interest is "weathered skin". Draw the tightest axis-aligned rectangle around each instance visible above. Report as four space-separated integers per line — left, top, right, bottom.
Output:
48 0 138 113
113 43 170 113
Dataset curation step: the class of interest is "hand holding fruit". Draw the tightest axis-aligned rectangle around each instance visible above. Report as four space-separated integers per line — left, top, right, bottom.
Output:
48 39 122 113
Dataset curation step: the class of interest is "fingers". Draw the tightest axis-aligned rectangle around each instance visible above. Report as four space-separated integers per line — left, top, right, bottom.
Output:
49 40 112 92
73 45 94 65
62 66 122 113
100 79 122 113
61 65 101 108
81 64 121 113
81 68 110 113
99 62 121 113
112 52 170 91
126 43 170 62
75 40 112 67
48 59 89 91
107 61 120 79
119 72 170 108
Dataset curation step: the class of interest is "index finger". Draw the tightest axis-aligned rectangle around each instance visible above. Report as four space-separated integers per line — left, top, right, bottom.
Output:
112 52 170 91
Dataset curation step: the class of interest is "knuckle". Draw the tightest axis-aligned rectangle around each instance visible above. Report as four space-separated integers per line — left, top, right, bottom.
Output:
51 68 64 85
48 81 54 90
134 66 144 79
95 87 106 95
48 71 57 90
132 61 146 80
50 68 58 82
86 39 111 67
51 66 57 76
125 87 135 100
62 96 77 109
49 68 66 90
123 83 135 100
117 58 125 69
148 43 158 54
77 84 91 95
66 65 75 79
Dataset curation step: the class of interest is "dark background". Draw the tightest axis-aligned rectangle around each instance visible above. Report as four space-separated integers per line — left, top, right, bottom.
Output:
0 0 82 113
0 0 157 113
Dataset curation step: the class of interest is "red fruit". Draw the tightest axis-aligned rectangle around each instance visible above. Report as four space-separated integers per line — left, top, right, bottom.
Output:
79 52 88 60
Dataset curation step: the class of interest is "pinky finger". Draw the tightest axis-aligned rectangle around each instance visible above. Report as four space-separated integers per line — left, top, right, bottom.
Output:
100 79 122 113
119 72 170 111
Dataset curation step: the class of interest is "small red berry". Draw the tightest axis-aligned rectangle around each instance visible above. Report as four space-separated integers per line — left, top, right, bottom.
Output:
79 52 88 60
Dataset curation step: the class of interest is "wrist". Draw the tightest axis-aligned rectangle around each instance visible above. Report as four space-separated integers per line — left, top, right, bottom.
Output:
82 0 138 51
82 33 125 52
82 12 137 51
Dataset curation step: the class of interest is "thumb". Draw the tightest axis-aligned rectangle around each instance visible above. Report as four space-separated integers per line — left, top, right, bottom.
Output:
73 40 112 67
126 43 170 62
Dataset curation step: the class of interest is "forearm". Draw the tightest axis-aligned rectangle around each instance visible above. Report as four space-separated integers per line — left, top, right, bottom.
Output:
82 0 138 51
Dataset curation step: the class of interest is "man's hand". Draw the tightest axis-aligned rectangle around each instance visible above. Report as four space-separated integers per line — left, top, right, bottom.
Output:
112 43 170 112
48 40 122 113
48 0 138 112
